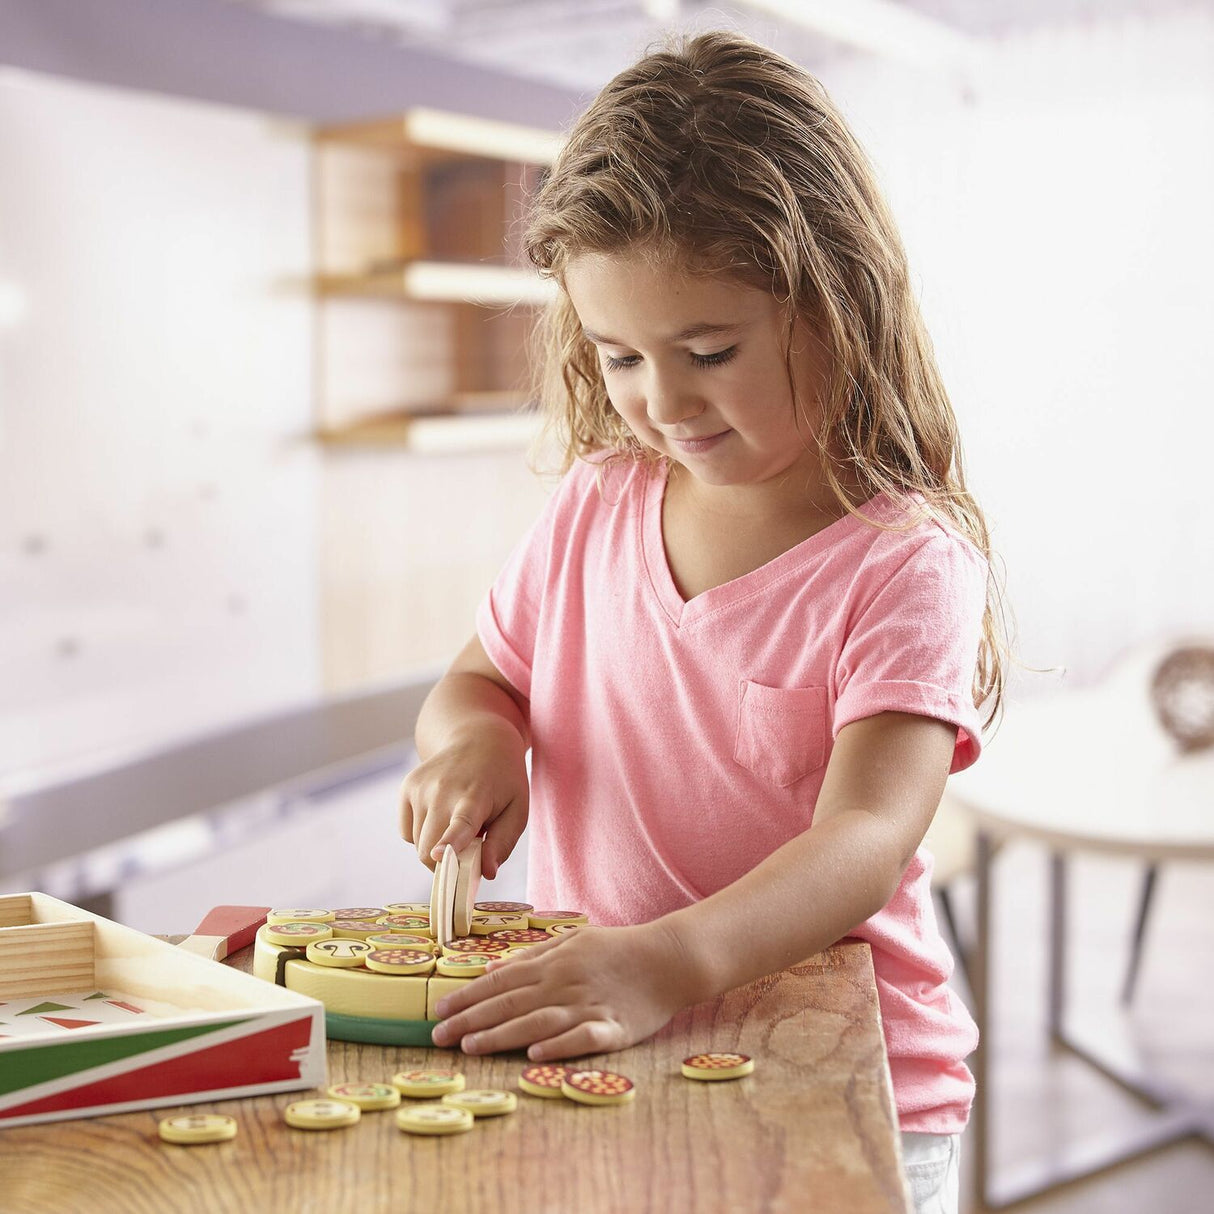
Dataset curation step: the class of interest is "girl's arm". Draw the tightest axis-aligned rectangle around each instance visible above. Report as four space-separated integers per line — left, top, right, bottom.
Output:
430 710 956 1058
662 710 956 1003
401 634 532 878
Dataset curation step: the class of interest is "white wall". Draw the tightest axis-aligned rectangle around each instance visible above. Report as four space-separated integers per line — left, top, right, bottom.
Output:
819 8 1214 693
0 70 319 782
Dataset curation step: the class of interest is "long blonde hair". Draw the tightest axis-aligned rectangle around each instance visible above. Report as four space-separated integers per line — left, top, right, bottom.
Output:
523 30 1007 726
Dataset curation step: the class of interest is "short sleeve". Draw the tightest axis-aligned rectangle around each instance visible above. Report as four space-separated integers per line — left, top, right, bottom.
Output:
475 461 593 701
833 530 987 773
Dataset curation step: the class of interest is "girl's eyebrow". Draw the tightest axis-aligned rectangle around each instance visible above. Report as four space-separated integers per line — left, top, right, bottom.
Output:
582 321 743 346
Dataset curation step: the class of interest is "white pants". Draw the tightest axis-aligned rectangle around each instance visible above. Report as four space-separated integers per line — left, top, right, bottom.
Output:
900 1131 960 1214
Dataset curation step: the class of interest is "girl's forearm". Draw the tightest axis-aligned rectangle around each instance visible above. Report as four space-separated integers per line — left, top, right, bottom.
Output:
414 670 531 760
656 810 907 1007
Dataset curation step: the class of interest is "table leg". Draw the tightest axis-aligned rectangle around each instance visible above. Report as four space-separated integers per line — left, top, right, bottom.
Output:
971 840 1211 1210
1048 850 1068 1042
969 828 994 1213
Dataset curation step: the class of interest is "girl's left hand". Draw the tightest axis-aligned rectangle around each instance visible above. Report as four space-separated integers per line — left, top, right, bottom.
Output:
429 922 694 1060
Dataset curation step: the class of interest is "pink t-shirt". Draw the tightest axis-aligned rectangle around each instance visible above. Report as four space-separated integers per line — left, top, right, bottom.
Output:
476 456 986 1133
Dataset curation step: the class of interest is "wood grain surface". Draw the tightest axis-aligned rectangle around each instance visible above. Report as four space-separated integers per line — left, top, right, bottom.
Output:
0 940 909 1214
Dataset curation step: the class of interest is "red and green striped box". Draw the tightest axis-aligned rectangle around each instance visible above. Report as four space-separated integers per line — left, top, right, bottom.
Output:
0 894 325 1128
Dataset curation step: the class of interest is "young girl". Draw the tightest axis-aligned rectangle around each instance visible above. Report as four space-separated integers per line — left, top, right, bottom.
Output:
401 30 1003 1212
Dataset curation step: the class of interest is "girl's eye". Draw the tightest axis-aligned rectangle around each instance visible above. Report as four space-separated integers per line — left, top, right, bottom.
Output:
602 347 738 372
691 346 738 369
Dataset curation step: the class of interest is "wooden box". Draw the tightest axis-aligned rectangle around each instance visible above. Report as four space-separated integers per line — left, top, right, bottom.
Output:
0 894 325 1128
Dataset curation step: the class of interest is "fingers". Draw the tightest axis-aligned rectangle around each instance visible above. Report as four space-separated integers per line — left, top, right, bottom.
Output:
484 934 562 974
417 793 482 867
432 983 545 1050
433 953 542 1024
449 1006 577 1057
399 779 415 845
480 792 529 879
526 1019 620 1062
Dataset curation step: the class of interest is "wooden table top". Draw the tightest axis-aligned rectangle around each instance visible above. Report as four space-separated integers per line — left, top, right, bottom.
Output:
0 939 909 1214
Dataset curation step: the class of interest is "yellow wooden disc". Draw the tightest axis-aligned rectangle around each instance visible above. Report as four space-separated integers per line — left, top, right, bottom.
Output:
517 1064 569 1099
267 908 334 925
561 1070 636 1106
441 936 511 957
395 1104 474 1135
364 948 435 976
441 1089 517 1118
375 914 433 936
527 911 589 930
157 1113 238 1144
363 932 435 952
470 913 528 934
283 1098 361 1130
681 1052 755 1081
383 902 431 917
263 921 334 947
435 953 495 977
329 918 386 939
305 937 375 968
326 1082 401 1110
392 1069 466 1098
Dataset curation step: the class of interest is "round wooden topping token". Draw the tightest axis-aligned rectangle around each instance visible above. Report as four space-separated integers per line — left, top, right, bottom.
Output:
528 911 589 930
474 901 533 914
396 1104 474 1135
267 908 334 925
157 1113 238 1144
393 1069 466 1098
441 1089 517 1118
681 1052 755 1081
518 1064 569 1099
376 914 433 935
384 902 431 917
486 928 550 946
326 1082 401 1110
263 921 334 947
470 913 529 934
561 1070 636 1106
452 838 483 938
364 932 435 952
329 918 387 939
442 936 511 956
546 923 583 937
283 1098 361 1130
330 907 386 921
435 953 495 977
305 938 375 968
364 948 435 976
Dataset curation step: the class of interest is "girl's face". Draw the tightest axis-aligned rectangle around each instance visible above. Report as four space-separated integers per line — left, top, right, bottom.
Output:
564 249 833 499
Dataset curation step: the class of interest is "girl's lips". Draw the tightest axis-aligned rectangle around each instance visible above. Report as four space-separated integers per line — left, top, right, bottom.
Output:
669 430 731 454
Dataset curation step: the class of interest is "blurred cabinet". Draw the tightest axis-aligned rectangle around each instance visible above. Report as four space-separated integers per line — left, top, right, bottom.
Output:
311 108 562 449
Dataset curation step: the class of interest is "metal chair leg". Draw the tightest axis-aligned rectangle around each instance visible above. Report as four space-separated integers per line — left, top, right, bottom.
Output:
1121 864 1159 1006
935 885 971 992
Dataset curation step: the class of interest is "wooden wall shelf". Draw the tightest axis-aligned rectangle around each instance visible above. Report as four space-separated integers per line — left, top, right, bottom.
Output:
316 261 555 307
311 107 560 442
314 107 564 165
315 407 540 454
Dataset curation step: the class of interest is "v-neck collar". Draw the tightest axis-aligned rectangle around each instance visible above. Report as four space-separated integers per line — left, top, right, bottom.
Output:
640 459 885 628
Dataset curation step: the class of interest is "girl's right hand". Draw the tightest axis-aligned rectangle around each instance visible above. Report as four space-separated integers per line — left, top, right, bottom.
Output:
399 718 529 880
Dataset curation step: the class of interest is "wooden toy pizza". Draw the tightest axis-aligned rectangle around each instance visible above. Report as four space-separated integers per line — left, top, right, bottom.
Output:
250 843 590 1045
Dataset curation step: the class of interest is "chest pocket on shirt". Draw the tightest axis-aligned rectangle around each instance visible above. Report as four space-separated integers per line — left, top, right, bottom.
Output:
734 680 829 788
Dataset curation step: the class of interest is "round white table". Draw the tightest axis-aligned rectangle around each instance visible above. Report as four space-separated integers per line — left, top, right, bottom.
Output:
947 689 1214 1210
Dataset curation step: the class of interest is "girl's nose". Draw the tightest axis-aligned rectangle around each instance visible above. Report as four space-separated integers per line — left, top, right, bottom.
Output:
645 371 702 427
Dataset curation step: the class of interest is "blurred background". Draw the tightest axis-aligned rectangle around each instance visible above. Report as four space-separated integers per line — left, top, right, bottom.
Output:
1 2 1211 1208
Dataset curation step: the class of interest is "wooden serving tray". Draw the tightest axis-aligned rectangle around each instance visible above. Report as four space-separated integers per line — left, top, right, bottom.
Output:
0 893 325 1127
